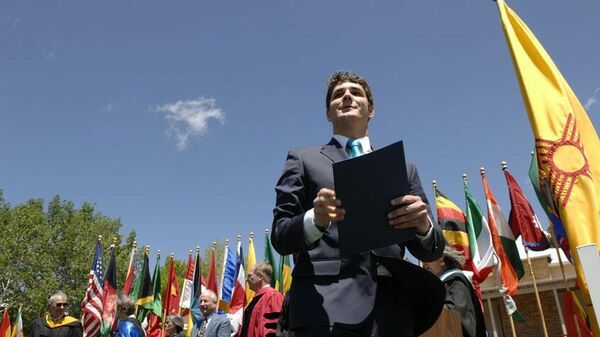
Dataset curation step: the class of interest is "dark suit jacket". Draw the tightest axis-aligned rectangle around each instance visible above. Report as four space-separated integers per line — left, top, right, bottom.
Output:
271 138 444 329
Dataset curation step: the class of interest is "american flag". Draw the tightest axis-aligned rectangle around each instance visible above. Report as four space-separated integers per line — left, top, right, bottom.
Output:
81 240 104 337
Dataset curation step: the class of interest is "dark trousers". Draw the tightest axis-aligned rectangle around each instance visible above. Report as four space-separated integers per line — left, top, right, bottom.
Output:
292 277 414 337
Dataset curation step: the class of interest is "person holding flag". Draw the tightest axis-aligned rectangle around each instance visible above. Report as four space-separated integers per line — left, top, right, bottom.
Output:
31 291 83 337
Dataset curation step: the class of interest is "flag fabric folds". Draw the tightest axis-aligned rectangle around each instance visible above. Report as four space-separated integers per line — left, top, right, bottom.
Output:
100 245 118 337
228 241 246 337
180 252 194 336
188 250 204 332
481 172 522 295
264 233 280 290
504 167 550 251
134 249 153 320
278 254 292 295
497 0 600 294
1 310 11 337
245 236 256 305
207 248 218 296
163 256 181 316
562 290 593 337
464 181 495 283
10 307 22 337
529 151 572 261
218 245 237 312
146 254 163 337
81 240 104 337
179 251 194 313
434 185 473 269
122 243 137 296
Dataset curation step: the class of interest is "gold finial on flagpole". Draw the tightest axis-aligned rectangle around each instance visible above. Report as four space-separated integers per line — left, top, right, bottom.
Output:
249 232 254 240
97 235 102 242
480 167 486 177
132 240 137 249
112 237 118 245
501 161 508 171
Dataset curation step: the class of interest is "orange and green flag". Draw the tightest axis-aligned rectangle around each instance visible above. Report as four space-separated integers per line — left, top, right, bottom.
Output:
481 171 523 296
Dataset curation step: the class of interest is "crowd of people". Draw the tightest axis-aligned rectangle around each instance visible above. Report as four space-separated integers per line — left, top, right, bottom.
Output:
30 263 286 337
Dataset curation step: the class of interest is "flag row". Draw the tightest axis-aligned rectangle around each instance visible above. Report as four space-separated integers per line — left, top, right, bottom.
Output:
79 232 291 337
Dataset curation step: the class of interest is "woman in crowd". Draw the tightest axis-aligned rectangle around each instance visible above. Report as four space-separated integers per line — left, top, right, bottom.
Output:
422 246 488 337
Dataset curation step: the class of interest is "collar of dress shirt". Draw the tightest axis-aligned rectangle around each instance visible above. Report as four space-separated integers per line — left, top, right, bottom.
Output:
332 135 371 154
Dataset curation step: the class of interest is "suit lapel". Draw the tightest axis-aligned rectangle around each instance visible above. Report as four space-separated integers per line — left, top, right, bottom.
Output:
320 138 347 163
205 316 217 337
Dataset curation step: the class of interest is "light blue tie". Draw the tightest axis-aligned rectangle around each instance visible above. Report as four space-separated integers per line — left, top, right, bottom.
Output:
346 139 363 158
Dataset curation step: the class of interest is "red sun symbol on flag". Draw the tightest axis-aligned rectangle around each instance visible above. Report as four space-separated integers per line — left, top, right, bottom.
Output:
535 113 591 208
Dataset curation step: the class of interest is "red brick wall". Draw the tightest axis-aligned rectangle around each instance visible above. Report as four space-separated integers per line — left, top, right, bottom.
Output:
483 290 567 336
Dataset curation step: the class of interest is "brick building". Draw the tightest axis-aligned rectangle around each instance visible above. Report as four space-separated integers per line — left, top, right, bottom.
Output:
480 254 579 337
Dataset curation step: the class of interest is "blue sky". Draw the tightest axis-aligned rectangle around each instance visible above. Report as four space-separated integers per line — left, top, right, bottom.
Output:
1 0 598 263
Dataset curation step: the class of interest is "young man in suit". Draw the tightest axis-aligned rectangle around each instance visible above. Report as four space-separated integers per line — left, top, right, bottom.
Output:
271 71 446 337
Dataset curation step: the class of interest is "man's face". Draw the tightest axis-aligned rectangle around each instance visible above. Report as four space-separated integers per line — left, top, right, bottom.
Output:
246 270 262 292
327 81 374 134
48 296 68 319
199 293 216 317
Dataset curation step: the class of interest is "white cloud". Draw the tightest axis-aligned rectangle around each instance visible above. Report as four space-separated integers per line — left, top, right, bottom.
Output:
155 97 225 151
584 88 600 110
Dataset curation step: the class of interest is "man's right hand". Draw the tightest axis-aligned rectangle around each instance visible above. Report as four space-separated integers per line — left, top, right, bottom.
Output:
313 188 345 229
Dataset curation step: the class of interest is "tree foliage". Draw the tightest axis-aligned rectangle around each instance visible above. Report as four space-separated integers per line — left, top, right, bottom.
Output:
0 190 136 334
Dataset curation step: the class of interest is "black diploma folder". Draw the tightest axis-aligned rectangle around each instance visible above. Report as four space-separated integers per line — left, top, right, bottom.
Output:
333 140 415 256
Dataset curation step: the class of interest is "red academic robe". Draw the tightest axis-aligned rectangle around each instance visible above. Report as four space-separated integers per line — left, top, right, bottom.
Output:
243 286 283 337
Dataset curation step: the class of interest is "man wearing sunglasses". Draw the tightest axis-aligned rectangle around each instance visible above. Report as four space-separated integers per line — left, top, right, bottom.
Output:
31 291 83 337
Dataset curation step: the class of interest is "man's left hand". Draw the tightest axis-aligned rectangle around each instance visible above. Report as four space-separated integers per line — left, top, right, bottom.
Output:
387 195 430 235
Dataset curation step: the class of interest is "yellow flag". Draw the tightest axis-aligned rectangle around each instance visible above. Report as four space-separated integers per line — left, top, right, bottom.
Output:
245 235 256 305
497 0 600 332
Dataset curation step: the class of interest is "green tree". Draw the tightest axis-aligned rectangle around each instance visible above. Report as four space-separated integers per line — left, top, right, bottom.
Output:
0 190 136 335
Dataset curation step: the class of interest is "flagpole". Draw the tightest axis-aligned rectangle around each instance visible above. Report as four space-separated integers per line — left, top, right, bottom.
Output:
526 250 550 337
502 161 549 337
211 241 218 308
508 315 517 337
160 254 173 337
550 224 584 337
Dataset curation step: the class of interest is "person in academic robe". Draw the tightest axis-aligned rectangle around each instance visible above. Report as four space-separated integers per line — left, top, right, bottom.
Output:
240 263 284 337
31 291 83 337
422 246 488 337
